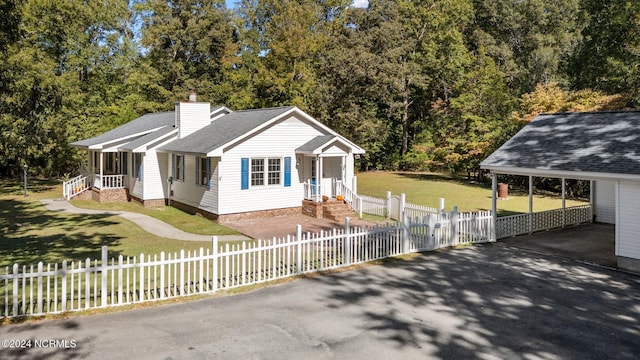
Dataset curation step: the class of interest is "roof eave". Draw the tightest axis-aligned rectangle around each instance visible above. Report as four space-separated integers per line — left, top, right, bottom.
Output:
481 164 640 181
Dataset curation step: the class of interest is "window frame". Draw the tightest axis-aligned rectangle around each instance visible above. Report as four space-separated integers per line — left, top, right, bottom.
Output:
196 156 211 188
174 154 185 182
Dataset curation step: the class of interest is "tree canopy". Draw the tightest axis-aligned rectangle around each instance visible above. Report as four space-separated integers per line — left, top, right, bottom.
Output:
1 0 637 177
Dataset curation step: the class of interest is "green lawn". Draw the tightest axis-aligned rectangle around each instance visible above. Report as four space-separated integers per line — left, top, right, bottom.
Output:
71 200 240 236
1 173 587 267
0 179 231 267
356 172 588 216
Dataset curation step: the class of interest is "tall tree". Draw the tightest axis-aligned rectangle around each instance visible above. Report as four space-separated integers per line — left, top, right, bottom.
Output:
140 0 235 103
569 0 640 101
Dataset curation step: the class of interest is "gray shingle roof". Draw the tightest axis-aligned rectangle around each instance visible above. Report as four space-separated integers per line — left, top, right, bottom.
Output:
119 126 177 152
71 112 175 148
296 135 336 153
159 106 294 154
481 111 640 176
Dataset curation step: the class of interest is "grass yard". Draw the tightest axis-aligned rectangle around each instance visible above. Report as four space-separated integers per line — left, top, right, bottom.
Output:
0 179 234 267
356 172 588 216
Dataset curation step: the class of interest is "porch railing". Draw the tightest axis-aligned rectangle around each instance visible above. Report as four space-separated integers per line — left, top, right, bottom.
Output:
334 180 363 218
62 175 90 200
303 181 321 201
94 174 126 190
496 205 593 239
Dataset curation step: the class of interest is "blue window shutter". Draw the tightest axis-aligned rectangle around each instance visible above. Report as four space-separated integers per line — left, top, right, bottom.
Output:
241 158 249 190
206 158 211 190
284 157 291 187
138 154 143 181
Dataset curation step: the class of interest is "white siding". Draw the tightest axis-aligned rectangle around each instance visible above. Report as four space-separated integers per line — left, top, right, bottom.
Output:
219 115 328 214
176 102 211 138
142 150 166 200
617 181 640 259
131 153 143 199
169 154 219 214
594 180 615 224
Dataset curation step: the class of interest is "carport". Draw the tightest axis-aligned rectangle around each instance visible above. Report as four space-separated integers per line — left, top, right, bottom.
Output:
501 223 616 267
481 111 640 272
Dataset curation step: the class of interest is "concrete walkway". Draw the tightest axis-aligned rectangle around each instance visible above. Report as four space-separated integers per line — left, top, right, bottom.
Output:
41 199 251 242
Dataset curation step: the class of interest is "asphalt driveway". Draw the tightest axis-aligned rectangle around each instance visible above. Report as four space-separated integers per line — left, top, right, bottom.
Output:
1 243 639 360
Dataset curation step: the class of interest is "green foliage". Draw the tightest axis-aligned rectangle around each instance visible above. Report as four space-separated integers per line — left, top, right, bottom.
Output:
1 0 638 178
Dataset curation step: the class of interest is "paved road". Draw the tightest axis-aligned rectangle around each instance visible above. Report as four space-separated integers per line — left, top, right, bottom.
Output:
1 243 639 360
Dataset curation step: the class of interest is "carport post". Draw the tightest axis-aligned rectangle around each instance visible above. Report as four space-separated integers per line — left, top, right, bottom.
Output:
562 178 566 228
529 175 533 234
491 173 497 238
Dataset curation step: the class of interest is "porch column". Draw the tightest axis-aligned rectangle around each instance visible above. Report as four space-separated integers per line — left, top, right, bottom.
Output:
99 152 104 189
491 172 497 238
315 155 320 202
319 156 324 199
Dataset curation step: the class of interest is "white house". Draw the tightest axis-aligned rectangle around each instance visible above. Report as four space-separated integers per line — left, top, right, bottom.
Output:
68 96 365 221
480 110 640 272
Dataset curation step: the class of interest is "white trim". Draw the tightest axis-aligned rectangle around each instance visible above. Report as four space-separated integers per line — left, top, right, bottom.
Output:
123 129 178 153
85 126 168 150
484 166 640 182
206 107 365 157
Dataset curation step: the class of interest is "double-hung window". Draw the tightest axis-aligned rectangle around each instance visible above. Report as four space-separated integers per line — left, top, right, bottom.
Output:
268 158 281 185
132 153 143 180
243 157 287 189
196 156 211 188
174 154 184 181
251 159 264 186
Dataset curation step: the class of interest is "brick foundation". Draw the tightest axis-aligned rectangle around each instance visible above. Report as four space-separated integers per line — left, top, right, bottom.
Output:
129 195 167 209
169 200 218 221
74 189 93 200
217 207 302 222
302 200 323 218
92 188 129 203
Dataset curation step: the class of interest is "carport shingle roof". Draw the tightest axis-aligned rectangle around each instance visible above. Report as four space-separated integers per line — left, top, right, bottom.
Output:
481 111 640 176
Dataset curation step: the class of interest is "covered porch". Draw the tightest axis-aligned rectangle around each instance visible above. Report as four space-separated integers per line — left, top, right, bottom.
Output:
295 135 362 203
87 150 129 190
63 150 131 200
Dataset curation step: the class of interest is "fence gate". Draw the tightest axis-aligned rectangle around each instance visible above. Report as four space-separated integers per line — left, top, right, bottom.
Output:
389 195 401 220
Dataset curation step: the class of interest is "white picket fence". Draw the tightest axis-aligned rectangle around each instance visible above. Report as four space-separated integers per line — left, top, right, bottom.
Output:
360 192 440 220
1 209 493 318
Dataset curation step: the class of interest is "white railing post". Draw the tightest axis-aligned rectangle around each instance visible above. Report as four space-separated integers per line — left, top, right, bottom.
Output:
101 246 108 307
402 212 409 254
439 198 445 213
451 206 459 245
212 236 218 292
296 225 302 274
12 264 18 317
344 217 351 265
385 191 391 218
